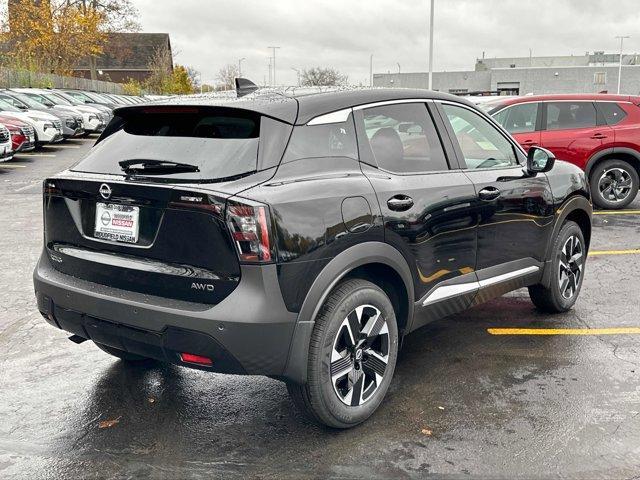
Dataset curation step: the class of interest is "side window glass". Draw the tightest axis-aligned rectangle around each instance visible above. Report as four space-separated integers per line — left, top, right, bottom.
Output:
360 103 448 173
441 103 518 169
597 102 627 126
282 114 357 163
546 102 596 130
493 103 538 134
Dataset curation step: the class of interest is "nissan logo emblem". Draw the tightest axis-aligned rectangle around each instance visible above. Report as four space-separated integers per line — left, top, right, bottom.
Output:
99 183 112 200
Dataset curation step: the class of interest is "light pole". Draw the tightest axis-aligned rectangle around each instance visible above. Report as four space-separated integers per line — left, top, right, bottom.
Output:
428 0 435 90
291 67 301 86
268 46 280 85
397 63 401 74
238 57 246 77
369 54 373 87
616 35 630 94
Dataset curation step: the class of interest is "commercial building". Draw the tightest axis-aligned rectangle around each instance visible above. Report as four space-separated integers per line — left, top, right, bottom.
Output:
373 52 640 95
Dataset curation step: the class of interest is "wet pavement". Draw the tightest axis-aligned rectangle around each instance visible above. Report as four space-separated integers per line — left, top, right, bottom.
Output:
0 139 639 479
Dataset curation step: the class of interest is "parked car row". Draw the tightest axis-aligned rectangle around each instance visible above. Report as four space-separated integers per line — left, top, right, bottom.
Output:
0 88 147 161
473 93 640 209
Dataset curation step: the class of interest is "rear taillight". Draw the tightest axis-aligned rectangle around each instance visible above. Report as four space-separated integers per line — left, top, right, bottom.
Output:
226 198 274 263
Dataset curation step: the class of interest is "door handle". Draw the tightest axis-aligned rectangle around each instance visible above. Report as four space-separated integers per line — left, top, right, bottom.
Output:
590 133 607 139
478 187 501 201
522 140 538 146
387 195 414 211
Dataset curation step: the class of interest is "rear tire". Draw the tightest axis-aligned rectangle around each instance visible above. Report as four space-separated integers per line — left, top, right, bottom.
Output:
287 279 399 428
590 159 639 209
94 342 152 363
529 221 586 313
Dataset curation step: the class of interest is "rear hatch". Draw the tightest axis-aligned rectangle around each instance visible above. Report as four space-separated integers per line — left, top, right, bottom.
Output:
43 105 293 304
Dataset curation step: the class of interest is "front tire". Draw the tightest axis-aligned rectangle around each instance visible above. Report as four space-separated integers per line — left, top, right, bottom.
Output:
287 279 399 428
529 221 586 313
590 159 639 209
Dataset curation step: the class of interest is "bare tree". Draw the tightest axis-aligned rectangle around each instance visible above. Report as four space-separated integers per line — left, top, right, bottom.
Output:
216 64 239 90
145 45 173 93
300 67 348 86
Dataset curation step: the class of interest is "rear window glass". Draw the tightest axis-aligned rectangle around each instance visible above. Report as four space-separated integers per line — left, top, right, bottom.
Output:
72 108 268 181
597 102 627 125
282 114 357 163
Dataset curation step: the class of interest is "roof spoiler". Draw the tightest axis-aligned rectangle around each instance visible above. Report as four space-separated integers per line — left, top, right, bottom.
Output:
235 78 259 98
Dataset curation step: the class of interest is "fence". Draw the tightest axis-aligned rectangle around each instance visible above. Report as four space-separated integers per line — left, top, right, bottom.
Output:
0 67 125 94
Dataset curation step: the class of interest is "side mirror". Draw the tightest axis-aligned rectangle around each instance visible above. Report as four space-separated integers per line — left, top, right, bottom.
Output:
527 146 555 174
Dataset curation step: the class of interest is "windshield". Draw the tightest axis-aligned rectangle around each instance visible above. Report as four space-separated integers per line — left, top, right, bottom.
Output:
9 92 45 109
0 98 21 112
43 92 71 106
72 108 270 182
55 91 83 105
84 91 112 103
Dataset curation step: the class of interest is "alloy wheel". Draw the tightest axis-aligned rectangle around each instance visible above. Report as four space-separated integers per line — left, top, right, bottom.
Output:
330 304 390 406
558 235 583 299
598 167 633 203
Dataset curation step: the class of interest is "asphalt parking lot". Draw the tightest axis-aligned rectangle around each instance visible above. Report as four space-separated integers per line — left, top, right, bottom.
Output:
0 140 639 479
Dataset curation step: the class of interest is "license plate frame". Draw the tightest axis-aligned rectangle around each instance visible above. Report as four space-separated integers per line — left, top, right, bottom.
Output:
94 202 140 244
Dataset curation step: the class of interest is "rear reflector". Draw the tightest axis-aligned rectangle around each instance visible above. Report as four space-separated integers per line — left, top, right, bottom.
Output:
179 352 213 366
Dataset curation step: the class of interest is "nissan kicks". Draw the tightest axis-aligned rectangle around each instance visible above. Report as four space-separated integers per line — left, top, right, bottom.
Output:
34 83 592 428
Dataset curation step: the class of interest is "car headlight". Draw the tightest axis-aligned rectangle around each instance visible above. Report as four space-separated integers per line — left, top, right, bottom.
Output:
43 122 54 129
65 118 75 127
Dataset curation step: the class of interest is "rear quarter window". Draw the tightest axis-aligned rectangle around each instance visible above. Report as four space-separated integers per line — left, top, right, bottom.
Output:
282 114 357 163
596 102 628 126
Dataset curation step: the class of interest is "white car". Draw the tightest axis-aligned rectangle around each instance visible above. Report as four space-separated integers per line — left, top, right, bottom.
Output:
0 98 63 146
0 123 14 162
14 88 106 134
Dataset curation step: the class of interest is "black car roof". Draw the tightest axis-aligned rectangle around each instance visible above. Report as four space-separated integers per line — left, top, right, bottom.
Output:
115 87 476 125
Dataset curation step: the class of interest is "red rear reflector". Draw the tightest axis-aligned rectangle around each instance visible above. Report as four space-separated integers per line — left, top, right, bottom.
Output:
179 353 213 366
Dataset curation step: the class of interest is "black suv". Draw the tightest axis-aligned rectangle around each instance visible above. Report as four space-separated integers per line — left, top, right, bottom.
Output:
34 85 592 428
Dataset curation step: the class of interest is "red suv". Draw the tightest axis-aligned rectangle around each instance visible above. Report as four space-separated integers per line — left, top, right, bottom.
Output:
480 94 640 209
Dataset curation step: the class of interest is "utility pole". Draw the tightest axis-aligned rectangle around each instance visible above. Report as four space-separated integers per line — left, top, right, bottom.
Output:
369 54 373 87
268 59 272 86
616 35 630 94
268 46 280 86
291 67 301 86
428 0 435 90
238 57 245 77
397 62 401 74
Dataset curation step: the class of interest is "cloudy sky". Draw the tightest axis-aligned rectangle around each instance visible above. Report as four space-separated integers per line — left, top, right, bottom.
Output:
135 0 640 86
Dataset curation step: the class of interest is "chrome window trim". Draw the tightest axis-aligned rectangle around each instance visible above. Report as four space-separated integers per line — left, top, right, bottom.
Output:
306 108 353 126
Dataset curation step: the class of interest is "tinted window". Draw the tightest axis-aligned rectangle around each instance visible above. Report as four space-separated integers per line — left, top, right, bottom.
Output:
546 102 596 130
360 103 448 173
597 102 627 125
442 103 518 169
493 103 538 134
282 114 357 163
72 108 277 181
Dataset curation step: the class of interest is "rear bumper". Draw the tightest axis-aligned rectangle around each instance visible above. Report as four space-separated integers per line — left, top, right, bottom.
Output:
33 253 298 376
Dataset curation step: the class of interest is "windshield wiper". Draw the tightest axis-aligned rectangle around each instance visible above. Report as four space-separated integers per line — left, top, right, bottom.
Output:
119 159 200 176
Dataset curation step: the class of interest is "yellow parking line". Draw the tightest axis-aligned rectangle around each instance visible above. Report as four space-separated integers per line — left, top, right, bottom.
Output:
0 164 26 168
593 210 640 215
488 327 640 335
589 249 640 256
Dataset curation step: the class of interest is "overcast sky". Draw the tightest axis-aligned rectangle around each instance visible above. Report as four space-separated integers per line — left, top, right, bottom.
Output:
135 0 640 86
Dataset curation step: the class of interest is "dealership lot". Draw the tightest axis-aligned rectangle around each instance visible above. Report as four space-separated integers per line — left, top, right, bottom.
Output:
0 141 639 479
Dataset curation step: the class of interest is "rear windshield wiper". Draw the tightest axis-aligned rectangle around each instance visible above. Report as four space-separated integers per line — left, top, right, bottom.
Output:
119 159 200 176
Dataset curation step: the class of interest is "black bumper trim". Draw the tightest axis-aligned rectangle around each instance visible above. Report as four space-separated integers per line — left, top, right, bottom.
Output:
37 291 246 374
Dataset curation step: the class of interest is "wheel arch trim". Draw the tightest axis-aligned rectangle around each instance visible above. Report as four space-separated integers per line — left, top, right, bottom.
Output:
541 195 592 288
585 147 640 178
281 241 414 384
